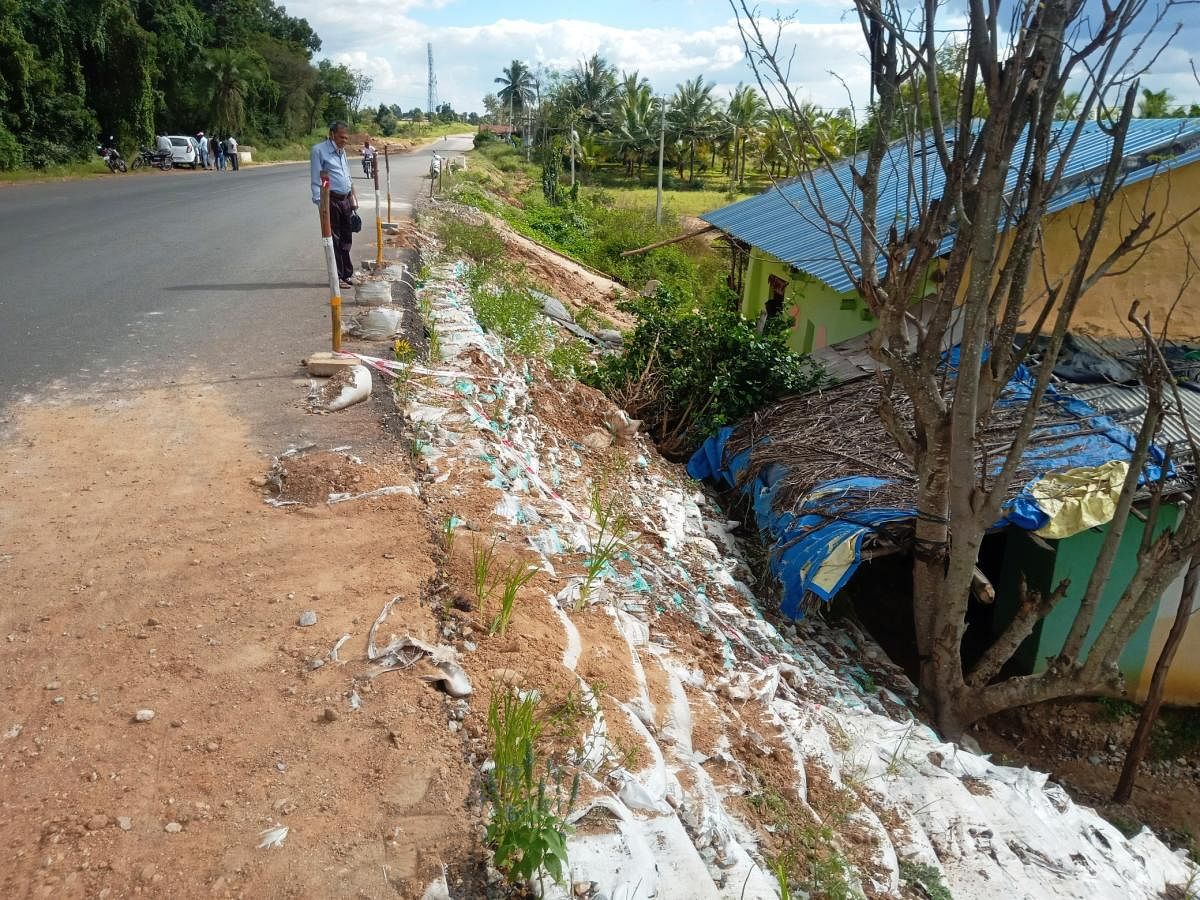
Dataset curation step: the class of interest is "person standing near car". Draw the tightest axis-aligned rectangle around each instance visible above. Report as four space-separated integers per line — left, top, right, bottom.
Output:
214 135 226 171
310 121 358 287
226 135 240 171
196 131 210 169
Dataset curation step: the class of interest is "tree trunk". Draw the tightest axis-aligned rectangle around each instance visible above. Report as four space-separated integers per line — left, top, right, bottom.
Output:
1113 558 1199 803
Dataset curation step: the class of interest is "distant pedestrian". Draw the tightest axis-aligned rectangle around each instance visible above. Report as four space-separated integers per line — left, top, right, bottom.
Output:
310 121 358 287
214 136 226 171
225 136 240 171
196 131 209 169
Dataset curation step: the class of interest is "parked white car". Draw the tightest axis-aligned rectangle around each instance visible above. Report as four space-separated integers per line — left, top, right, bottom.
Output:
166 135 198 169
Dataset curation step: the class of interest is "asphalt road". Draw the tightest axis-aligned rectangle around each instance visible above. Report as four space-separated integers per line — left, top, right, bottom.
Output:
0 135 473 405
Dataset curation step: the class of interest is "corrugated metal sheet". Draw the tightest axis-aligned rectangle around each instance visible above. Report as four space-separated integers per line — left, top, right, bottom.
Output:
1066 383 1200 459
702 119 1200 294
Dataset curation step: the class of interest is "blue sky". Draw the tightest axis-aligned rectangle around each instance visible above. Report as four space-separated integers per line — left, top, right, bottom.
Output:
283 0 1199 116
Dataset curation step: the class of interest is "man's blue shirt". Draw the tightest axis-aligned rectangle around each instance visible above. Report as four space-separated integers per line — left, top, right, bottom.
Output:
310 138 352 204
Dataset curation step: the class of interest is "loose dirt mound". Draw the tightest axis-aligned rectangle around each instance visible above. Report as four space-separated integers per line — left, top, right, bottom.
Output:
268 448 413 506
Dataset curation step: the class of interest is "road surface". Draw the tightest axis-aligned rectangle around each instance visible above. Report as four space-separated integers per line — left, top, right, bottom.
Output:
0 135 472 405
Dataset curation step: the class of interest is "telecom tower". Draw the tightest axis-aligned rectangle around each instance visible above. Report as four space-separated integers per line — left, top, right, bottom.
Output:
426 43 437 117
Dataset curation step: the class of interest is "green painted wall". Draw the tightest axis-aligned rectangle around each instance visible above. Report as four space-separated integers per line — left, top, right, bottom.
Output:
995 506 1179 685
742 251 874 354
992 531 1057 674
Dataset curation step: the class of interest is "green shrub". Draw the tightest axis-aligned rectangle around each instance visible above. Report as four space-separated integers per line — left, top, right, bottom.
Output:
472 282 549 357
484 691 578 890
547 339 592 379
585 290 824 458
473 130 493 149
436 216 504 264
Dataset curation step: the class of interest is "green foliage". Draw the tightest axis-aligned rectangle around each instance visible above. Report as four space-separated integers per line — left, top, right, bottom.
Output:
579 485 633 608
484 691 578 890
441 514 459 554
471 282 549 357
547 339 592 379
471 537 499 613
436 216 505 265
473 130 494 148
1150 707 1200 761
0 0 362 171
585 290 824 457
1097 697 1138 721
899 860 953 900
490 561 538 636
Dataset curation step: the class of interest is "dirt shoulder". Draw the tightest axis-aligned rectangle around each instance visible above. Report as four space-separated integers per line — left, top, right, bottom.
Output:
0 384 478 898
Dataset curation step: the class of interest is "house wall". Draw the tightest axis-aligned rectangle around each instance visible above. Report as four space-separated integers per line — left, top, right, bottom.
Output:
742 250 874 353
997 505 1200 703
1034 160 1200 340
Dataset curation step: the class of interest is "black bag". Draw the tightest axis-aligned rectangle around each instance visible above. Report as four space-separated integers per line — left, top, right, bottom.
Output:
349 213 362 233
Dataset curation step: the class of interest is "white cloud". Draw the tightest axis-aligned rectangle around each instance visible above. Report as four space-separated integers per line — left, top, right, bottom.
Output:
286 3 872 112
287 2 1198 117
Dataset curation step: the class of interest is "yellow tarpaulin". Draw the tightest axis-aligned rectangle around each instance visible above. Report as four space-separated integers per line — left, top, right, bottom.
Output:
809 534 860 596
1030 459 1129 539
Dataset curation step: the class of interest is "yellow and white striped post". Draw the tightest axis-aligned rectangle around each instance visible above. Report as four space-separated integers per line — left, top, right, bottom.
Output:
318 178 342 352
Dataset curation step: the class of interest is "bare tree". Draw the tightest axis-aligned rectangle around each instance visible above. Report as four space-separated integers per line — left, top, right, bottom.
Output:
731 0 1200 737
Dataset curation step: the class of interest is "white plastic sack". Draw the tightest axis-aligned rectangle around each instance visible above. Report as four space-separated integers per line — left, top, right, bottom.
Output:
324 364 372 412
355 281 392 306
352 306 404 340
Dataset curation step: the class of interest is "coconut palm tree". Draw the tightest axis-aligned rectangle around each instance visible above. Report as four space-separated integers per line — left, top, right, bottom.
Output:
495 60 536 125
203 49 266 135
726 83 766 186
668 75 716 183
613 87 657 175
1137 87 1175 118
570 54 619 134
619 70 651 109
1054 91 1082 120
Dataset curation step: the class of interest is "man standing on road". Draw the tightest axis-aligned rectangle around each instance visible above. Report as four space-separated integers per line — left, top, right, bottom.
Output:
214 136 225 171
226 135 240 171
310 121 358 287
196 131 209 169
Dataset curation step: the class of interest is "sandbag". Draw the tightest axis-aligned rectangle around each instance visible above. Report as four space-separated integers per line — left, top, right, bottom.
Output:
355 281 392 306
352 306 404 340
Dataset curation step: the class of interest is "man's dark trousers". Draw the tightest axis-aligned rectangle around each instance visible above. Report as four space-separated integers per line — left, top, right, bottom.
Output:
329 193 355 282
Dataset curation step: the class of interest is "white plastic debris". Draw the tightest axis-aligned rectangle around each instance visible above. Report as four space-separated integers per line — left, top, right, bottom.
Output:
327 484 417 503
323 364 372 412
257 824 289 849
421 663 473 698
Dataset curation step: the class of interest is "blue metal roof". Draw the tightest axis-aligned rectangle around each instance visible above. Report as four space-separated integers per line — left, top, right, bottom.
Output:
701 118 1200 294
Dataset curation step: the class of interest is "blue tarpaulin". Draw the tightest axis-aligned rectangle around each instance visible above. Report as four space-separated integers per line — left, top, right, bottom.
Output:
687 355 1171 619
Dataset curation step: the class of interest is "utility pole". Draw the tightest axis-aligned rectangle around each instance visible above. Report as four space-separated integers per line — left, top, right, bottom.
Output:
570 128 576 188
655 97 666 227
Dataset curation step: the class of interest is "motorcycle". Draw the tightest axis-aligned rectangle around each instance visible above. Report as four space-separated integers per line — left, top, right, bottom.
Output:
132 146 174 171
362 154 375 179
96 140 126 173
